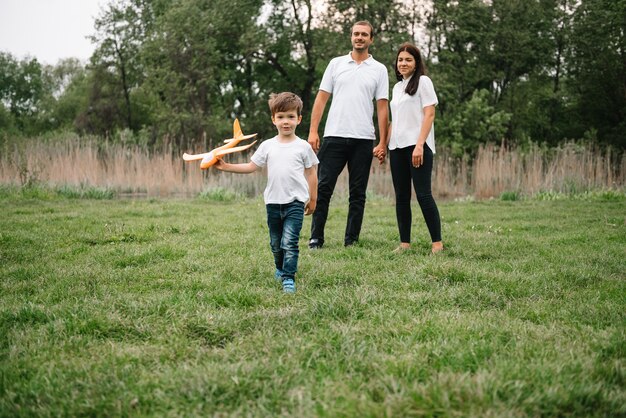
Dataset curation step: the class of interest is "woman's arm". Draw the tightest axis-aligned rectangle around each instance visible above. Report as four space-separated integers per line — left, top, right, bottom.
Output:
412 105 435 168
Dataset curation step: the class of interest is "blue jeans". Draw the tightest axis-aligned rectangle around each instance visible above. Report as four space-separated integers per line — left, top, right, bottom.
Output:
266 200 305 281
310 137 374 246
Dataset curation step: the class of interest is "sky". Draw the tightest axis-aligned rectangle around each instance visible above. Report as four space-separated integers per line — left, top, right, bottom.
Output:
0 0 106 65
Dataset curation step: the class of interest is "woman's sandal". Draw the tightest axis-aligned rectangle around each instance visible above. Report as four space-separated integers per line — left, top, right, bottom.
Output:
430 246 444 255
393 245 410 253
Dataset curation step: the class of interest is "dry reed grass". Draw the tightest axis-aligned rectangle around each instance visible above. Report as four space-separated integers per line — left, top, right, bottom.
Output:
1 140 623 199
471 143 625 198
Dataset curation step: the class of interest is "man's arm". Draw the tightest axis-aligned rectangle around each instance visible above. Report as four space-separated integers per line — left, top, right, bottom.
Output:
304 165 318 215
373 99 389 164
308 90 331 153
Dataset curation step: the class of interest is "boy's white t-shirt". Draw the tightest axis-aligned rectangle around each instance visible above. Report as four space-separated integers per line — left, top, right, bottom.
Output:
251 136 319 204
389 75 438 153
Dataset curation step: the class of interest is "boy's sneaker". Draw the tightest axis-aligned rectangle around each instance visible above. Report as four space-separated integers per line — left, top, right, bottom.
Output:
274 269 282 282
282 278 296 293
308 239 323 249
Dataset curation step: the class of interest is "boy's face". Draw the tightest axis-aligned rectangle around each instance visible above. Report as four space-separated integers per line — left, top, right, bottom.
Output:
272 109 301 137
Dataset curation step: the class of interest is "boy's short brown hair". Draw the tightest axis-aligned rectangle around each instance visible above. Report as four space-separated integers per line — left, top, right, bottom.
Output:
268 92 303 116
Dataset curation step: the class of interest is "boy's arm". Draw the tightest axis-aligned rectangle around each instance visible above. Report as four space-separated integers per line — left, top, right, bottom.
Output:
214 159 260 174
304 165 318 215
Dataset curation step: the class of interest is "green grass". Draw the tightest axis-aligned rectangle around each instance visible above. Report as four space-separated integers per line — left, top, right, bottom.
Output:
1 192 624 417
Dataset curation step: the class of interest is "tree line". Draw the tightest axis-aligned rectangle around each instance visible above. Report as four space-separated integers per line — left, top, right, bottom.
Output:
1 0 624 154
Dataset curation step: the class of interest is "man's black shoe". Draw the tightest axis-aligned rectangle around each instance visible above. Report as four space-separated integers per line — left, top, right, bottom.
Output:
309 239 323 249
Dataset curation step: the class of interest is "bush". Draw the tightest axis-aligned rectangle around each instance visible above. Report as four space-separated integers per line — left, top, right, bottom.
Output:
55 185 115 199
198 187 242 202
500 190 521 201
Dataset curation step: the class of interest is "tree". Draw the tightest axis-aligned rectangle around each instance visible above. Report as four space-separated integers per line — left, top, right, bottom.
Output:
3 0 622 153
426 0 585 147
567 0 626 148
139 0 265 148
0 52 45 135
256 0 344 131
90 0 156 131
487 0 557 141
443 89 511 156
74 65 126 136
34 58 88 132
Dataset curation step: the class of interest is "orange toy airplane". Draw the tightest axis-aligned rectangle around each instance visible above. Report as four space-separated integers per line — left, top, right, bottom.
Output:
183 119 257 169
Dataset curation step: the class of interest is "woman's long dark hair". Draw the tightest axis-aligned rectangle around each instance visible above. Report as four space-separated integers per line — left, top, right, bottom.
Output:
394 43 426 96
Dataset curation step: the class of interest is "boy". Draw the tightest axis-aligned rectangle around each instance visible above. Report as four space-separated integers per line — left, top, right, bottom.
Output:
215 92 318 293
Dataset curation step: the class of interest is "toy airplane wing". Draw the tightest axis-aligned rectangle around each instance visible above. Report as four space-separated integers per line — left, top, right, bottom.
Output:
183 140 257 161
223 118 257 143
182 152 211 161
183 118 257 168
197 141 257 169
216 141 257 155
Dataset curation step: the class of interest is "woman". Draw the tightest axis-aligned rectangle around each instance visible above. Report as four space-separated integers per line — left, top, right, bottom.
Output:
385 42 443 254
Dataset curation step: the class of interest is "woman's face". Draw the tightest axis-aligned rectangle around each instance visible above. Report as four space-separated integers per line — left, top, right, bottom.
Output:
397 51 416 79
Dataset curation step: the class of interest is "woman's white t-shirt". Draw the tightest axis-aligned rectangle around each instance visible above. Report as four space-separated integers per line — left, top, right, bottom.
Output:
251 136 319 204
388 75 438 153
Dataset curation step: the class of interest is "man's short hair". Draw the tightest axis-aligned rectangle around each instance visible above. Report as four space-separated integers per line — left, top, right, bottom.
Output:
352 20 374 38
268 92 303 116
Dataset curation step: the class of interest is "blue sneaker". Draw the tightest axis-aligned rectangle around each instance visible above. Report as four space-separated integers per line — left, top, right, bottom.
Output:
282 278 296 293
274 269 282 282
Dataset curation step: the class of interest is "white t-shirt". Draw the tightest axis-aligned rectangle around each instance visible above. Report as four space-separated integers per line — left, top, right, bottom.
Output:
389 75 438 153
319 53 389 140
251 136 319 204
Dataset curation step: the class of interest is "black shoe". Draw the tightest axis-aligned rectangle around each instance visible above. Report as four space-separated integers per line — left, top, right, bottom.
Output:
344 240 357 247
309 239 323 249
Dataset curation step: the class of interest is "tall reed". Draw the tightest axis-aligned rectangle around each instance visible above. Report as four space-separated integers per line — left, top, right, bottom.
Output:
471 143 625 197
1 139 623 198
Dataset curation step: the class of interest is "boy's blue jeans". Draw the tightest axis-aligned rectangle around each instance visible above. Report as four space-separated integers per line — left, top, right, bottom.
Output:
266 200 305 282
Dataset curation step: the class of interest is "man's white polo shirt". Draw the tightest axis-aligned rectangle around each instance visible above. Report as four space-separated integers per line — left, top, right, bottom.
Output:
319 52 389 140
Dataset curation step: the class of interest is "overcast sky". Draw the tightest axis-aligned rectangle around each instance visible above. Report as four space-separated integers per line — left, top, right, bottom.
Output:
0 0 106 65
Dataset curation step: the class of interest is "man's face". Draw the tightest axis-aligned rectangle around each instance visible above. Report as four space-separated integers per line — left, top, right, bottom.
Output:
351 24 373 53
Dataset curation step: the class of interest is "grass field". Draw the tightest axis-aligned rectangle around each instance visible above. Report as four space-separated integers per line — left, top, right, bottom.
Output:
1 188 624 417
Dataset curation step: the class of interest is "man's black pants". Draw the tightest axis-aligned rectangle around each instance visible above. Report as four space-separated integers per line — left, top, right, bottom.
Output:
310 137 373 246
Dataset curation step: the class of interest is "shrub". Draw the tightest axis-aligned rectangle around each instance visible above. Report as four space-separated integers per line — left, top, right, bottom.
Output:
198 187 241 202
500 190 521 201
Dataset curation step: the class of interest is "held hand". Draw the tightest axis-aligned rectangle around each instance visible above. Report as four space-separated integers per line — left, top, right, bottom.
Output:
305 199 316 215
308 134 320 153
213 158 225 170
412 144 424 167
373 144 386 165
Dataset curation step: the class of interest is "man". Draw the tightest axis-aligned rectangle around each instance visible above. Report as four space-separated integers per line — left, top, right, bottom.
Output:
307 20 389 248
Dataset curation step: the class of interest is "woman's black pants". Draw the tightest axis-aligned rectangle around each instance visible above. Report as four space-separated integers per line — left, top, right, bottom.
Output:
389 144 442 243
